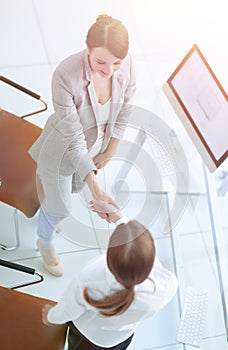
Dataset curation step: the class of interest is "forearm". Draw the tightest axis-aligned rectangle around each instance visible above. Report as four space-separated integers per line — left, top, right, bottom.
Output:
104 137 119 157
85 171 100 197
85 171 108 200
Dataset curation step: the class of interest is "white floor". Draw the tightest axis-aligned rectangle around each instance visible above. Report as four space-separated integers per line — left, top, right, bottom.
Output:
1 1 228 349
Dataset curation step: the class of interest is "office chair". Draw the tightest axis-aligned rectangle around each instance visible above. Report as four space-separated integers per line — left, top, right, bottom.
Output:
0 75 47 250
0 79 67 348
0 259 67 350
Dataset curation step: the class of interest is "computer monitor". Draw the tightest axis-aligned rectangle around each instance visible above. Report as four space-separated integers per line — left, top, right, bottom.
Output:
163 44 228 172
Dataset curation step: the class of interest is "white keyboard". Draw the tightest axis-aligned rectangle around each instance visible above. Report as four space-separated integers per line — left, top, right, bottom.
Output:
147 133 176 176
177 286 208 348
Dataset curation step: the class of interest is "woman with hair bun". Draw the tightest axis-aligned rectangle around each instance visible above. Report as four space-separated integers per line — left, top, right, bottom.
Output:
28 15 136 276
42 201 178 349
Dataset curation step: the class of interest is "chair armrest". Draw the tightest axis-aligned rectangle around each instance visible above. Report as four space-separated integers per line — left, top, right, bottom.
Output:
0 259 44 289
0 75 47 118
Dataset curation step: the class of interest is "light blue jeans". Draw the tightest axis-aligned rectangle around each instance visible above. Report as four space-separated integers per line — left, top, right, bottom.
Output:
37 166 72 242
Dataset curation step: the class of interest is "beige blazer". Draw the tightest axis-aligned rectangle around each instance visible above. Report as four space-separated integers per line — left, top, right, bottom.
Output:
29 50 136 183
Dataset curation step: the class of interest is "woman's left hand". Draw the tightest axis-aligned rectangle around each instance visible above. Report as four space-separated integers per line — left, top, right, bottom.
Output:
93 152 110 169
42 304 53 326
94 137 119 169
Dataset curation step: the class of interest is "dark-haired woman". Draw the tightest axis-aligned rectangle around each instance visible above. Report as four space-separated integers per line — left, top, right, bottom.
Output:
42 203 178 350
29 15 136 276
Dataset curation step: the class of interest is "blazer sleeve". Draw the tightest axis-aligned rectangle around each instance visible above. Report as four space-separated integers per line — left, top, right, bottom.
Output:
51 65 96 181
112 54 136 139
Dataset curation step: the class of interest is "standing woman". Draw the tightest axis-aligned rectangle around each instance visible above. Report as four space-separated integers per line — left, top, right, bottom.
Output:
28 14 136 276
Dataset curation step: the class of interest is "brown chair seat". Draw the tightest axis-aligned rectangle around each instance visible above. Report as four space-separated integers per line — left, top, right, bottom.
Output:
0 109 42 217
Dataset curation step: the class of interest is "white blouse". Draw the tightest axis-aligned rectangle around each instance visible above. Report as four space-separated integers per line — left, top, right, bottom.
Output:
47 253 178 347
89 99 111 159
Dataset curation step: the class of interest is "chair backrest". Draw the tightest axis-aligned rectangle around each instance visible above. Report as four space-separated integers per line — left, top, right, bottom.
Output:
0 286 67 350
0 109 42 217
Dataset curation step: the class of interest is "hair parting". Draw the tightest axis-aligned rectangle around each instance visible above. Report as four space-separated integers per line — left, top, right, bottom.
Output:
86 14 129 59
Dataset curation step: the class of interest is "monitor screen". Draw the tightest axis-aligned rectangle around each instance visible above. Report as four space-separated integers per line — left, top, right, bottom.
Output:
163 44 228 172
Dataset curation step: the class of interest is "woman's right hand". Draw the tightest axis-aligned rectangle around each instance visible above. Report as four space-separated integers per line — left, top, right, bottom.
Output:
85 171 119 222
92 183 120 222
89 199 121 223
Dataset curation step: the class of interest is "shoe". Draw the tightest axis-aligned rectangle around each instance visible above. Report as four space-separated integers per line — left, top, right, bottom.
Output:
37 239 64 277
43 260 64 277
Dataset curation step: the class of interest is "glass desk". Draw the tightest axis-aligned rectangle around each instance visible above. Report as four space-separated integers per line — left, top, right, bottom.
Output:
94 121 228 350
61 152 228 349
167 162 228 349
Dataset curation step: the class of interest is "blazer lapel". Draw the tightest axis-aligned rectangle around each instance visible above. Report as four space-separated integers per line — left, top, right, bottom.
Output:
87 81 100 122
104 74 124 140
84 51 125 149
111 73 124 108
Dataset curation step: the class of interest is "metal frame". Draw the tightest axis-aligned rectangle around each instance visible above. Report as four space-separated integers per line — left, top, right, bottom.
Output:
0 259 44 289
0 209 20 251
0 75 47 118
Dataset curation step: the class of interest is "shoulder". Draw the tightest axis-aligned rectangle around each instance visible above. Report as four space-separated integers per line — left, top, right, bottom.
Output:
134 260 178 314
152 258 178 298
57 50 85 71
52 50 86 83
79 254 107 281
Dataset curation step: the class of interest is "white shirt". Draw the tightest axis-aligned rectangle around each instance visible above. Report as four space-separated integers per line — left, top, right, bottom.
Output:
89 100 111 159
47 252 178 347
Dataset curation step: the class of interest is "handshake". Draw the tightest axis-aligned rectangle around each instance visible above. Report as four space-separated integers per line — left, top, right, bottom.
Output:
89 199 124 224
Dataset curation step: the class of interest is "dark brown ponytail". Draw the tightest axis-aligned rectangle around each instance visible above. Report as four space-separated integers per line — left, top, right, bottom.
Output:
84 287 134 317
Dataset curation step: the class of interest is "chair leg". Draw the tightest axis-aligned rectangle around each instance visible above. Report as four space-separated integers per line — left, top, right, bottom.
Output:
0 209 20 251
